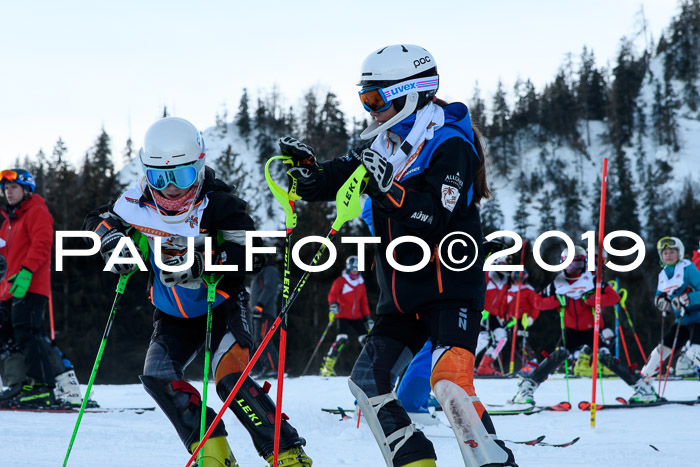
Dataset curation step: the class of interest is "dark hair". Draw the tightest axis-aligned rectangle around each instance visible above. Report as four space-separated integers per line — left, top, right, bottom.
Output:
433 98 490 205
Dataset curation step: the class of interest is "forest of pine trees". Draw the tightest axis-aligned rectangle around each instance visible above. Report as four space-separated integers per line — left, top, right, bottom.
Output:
3 0 700 381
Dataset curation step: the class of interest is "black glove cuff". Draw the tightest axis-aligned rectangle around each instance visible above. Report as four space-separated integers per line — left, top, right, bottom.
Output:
373 181 405 210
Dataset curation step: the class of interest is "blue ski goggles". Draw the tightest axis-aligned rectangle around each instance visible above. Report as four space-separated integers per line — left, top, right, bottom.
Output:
144 162 201 190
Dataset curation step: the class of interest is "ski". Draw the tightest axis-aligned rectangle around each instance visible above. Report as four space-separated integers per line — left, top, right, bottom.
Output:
504 435 546 445
486 401 571 416
321 407 354 420
0 405 155 414
538 437 580 448
578 398 699 411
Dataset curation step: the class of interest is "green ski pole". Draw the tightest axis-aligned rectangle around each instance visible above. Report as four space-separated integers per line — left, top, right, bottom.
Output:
197 274 222 466
63 271 135 467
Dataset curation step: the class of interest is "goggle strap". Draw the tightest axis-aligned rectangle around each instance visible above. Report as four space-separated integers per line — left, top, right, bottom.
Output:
381 76 439 102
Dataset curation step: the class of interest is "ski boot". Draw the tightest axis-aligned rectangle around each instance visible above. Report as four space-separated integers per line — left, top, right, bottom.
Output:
628 378 659 404
265 446 312 466
403 460 437 467
320 356 337 377
0 383 22 402
573 352 615 377
190 436 239 467
511 378 538 405
3 383 55 408
477 355 501 376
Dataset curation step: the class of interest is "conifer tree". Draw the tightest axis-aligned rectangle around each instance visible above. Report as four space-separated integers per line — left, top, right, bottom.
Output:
538 189 557 232
123 136 134 165
469 82 488 131
481 193 505 235
236 88 252 147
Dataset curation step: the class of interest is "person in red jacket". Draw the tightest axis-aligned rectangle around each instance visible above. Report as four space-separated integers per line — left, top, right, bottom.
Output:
503 269 539 374
692 241 700 270
476 256 511 375
320 256 373 376
0 169 57 407
511 246 653 405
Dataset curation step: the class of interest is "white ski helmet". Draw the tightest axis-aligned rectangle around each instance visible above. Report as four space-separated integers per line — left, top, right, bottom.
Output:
358 44 439 139
560 245 587 263
138 117 206 223
657 236 684 264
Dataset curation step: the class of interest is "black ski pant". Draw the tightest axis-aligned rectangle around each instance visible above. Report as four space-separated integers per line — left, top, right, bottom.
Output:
0 293 54 386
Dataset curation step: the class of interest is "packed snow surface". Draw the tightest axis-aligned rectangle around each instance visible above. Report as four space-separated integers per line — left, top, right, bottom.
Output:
5 375 699 466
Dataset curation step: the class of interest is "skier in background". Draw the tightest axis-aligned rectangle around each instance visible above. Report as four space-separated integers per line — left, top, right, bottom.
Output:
640 237 700 385
0 169 83 409
278 44 516 467
504 269 539 376
84 117 311 467
510 245 655 405
250 252 280 378
476 255 512 376
320 255 373 377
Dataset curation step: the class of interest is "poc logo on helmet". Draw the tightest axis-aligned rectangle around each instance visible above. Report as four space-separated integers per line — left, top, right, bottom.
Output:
413 56 431 68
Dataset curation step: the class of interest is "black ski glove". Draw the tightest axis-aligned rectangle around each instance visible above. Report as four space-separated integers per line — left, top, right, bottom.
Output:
279 136 317 168
359 148 405 209
98 226 138 275
159 251 204 289
654 295 672 313
540 283 556 298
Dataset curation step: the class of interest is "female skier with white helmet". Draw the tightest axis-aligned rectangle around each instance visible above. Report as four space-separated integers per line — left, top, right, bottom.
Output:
278 45 516 467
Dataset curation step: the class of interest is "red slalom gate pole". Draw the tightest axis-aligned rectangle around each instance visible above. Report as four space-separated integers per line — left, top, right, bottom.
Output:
509 240 526 374
590 158 608 428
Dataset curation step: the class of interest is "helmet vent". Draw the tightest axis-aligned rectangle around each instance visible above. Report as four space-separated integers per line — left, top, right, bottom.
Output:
401 45 408 52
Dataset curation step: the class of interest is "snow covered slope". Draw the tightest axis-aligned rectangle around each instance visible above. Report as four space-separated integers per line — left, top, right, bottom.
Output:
7 376 699 466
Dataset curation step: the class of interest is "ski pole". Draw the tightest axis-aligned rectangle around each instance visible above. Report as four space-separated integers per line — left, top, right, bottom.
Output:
197 274 222 466
187 163 368 467
509 241 526 374
618 287 647 363
613 278 619 359
608 280 631 366
658 307 667 395
557 295 571 404
265 156 298 467
63 271 135 467
661 305 686 397
301 319 334 376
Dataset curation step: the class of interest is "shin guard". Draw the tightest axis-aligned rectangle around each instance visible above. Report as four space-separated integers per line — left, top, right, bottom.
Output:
140 375 227 449
348 379 432 467
217 373 304 459
433 380 509 466
641 345 671 377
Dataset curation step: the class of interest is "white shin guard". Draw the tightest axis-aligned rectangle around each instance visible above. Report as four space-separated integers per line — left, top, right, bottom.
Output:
685 344 700 367
476 331 490 357
348 379 415 467
433 380 508 467
641 345 672 377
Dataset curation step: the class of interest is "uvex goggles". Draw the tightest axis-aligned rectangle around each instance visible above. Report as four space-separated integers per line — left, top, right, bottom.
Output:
144 161 202 190
657 237 677 250
359 76 439 112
